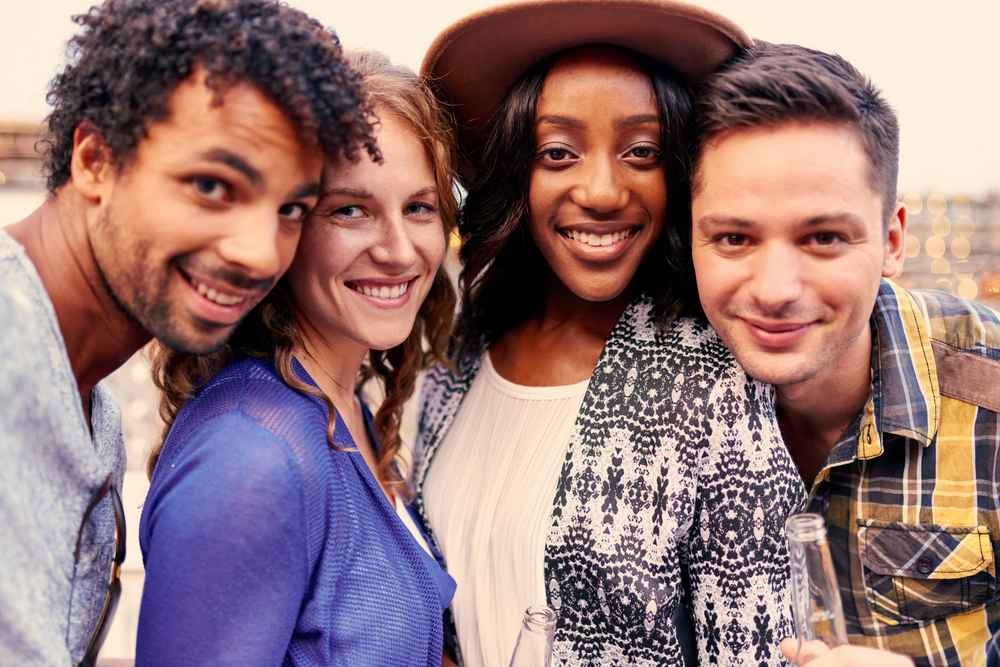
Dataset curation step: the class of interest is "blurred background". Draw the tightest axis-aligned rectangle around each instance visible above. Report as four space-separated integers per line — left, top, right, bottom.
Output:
1 0 998 661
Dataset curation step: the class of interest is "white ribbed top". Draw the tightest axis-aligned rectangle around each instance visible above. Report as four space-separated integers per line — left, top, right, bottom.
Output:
423 352 589 667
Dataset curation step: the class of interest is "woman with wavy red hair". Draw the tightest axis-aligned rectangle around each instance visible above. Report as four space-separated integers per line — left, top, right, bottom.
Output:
136 51 459 666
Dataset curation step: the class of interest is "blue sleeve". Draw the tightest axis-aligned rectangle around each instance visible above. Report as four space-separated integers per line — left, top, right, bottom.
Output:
136 413 309 666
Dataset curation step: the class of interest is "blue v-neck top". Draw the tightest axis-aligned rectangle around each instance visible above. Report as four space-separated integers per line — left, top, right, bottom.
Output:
137 356 454 666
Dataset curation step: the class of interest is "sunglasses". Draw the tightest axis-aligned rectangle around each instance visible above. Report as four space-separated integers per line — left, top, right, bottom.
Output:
74 473 126 667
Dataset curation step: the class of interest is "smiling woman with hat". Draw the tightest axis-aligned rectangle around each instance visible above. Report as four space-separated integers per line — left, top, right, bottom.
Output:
410 1 807 666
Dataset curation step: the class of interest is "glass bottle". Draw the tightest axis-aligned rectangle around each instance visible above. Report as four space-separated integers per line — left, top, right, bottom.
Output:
785 513 848 648
509 605 556 667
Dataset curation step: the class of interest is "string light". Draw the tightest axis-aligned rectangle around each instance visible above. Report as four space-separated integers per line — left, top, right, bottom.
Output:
931 216 952 237
931 258 951 275
957 276 979 300
925 236 946 259
902 193 924 215
951 237 971 260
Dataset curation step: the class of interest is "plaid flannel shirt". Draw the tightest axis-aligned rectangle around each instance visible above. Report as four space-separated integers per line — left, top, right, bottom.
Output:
805 279 1000 666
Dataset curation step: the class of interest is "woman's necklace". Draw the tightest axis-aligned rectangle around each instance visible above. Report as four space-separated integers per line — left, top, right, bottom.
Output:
297 343 353 395
295 344 368 450
296 345 394 500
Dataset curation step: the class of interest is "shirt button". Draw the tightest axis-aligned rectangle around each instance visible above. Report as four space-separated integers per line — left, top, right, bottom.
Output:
916 557 934 575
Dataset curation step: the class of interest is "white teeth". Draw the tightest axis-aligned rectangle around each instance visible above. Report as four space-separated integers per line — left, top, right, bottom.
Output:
191 278 246 306
355 281 409 300
563 229 633 247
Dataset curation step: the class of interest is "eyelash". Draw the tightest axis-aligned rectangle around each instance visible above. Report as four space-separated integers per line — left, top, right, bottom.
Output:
710 232 849 249
623 144 661 162
535 144 662 166
536 147 576 164
405 202 437 216
278 203 310 222
190 176 231 202
326 202 438 220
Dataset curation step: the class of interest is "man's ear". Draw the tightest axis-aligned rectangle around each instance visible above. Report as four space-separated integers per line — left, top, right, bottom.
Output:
69 122 113 202
882 203 906 278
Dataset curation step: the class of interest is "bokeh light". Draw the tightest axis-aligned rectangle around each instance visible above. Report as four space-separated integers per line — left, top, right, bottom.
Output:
931 258 951 275
925 236 946 259
931 216 952 237
957 277 979 300
951 236 971 260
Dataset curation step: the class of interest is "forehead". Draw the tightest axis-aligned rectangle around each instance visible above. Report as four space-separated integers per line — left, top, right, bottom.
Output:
538 47 657 113
137 72 313 167
693 121 881 225
326 111 433 189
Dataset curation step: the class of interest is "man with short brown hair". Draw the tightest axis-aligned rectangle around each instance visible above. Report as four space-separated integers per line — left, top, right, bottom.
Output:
690 42 1000 666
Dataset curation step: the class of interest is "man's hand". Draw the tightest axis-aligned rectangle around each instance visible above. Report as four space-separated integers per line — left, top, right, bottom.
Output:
779 638 915 666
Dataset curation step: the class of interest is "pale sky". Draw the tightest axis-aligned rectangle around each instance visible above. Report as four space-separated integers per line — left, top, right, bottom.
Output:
2 1 998 194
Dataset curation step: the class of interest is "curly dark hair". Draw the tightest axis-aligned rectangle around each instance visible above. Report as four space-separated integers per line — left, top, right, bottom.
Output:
41 0 379 192
453 47 695 362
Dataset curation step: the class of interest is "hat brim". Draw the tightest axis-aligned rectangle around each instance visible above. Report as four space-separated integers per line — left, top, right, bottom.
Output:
421 0 751 181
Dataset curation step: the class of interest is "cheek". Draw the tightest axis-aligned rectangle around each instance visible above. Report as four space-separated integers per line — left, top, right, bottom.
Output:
417 223 448 272
290 227 348 286
644 174 669 225
693 253 738 302
276 228 302 272
527 169 559 227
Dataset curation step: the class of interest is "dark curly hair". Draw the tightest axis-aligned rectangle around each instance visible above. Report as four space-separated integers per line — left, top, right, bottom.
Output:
42 0 379 192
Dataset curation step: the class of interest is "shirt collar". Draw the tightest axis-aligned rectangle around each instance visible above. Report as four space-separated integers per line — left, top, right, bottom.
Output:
866 279 941 452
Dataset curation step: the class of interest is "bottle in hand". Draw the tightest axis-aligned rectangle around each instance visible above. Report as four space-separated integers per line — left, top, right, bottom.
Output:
509 605 556 667
785 512 848 648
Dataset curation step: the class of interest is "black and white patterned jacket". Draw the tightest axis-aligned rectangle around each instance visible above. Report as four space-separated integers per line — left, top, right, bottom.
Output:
413 296 807 666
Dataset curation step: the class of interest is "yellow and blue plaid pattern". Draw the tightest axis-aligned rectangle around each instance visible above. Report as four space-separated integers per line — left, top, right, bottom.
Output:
806 279 1000 666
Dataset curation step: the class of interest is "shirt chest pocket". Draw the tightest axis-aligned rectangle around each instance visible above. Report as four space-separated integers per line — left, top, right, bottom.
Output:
858 521 997 626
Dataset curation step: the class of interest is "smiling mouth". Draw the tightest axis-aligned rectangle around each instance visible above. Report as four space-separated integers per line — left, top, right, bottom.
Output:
558 227 640 248
345 278 415 301
741 317 817 349
177 269 250 307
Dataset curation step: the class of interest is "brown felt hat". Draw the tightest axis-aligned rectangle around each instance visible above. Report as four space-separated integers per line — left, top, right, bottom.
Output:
421 0 751 181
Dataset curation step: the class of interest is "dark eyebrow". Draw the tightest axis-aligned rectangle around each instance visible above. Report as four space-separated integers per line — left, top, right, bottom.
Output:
803 212 867 229
536 114 585 130
198 148 263 187
696 212 868 230
323 186 373 199
409 186 437 199
696 215 755 231
291 182 321 200
615 114 659 129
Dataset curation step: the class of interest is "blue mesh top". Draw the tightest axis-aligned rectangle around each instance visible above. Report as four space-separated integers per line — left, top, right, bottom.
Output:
137 356 455 666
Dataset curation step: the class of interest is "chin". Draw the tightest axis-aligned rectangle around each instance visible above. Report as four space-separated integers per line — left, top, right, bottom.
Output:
565 280 630 304
736 354 817 388
150 312 236 355
361 329 413 353
156 328 231 355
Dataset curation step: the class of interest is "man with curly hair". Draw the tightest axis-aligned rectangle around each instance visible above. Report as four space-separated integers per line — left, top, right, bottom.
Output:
0 1 376 664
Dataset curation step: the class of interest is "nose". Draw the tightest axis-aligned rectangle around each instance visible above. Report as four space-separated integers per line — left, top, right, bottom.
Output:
748 243 804 315
569 154 629 215
214 208 293 279
369 213 418 269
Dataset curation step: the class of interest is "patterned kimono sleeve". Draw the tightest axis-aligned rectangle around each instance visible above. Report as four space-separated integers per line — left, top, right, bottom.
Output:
413 361 470 667
685 342 805 666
